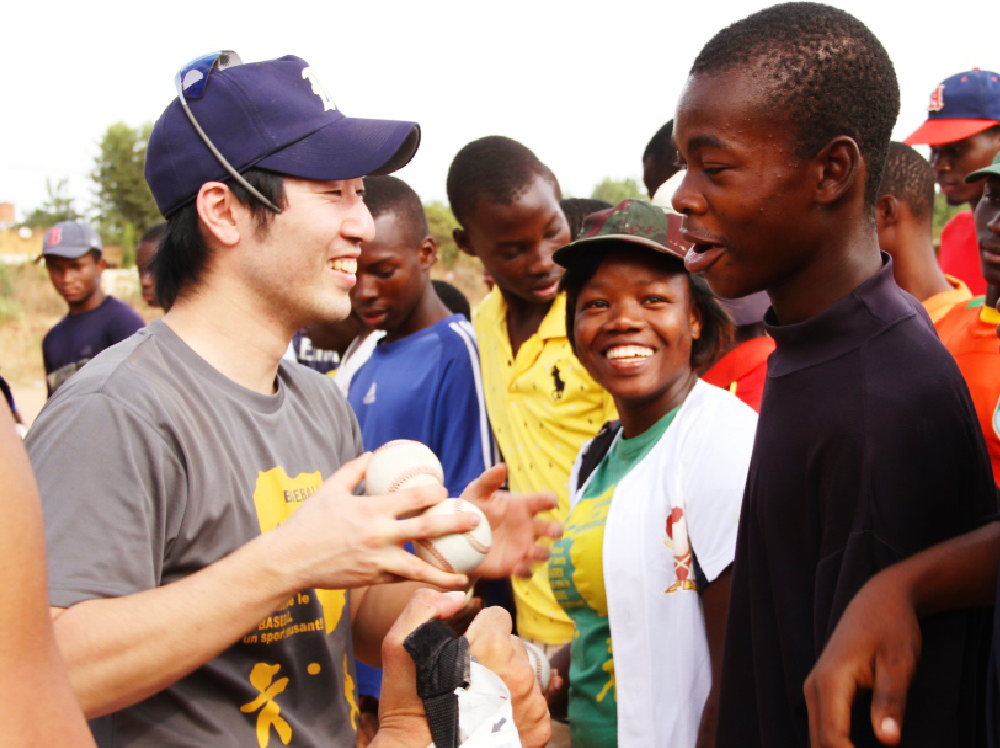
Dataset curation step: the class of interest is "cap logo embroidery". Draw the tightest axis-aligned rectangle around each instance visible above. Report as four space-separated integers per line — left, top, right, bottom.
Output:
929 84 945 113
302 67 336 111
49 226 62 245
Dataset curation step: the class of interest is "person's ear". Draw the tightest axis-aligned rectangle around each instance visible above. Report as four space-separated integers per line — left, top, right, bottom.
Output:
98 255 107 272
814 135 862 207
689 299 703 341
454 227 475 258
875 194 899 232
419 235 437 271
196 182 241 247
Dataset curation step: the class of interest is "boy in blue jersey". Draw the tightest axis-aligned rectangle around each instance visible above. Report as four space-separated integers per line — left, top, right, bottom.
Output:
347 175 496 737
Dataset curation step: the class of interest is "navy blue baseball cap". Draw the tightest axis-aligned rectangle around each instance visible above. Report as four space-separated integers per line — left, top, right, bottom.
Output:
146 53 421 217
906 69 1000 146
39 221 102 261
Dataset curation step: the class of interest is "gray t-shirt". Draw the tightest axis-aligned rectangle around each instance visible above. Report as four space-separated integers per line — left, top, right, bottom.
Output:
27 319 363 747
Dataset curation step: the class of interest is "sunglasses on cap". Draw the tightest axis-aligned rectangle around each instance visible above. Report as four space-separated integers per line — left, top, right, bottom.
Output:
174 50 283 213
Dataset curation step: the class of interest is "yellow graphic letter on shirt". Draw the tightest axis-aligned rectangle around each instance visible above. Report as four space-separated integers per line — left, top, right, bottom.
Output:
240 663 292 747
344 654 360 730
252 468 348 632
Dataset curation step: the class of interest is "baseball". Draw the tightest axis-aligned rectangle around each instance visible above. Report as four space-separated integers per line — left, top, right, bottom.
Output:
414 498 492 574
366 439 444 495
519 638 552 691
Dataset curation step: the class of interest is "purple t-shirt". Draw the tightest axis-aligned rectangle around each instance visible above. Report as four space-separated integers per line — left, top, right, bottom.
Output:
42 295 144 395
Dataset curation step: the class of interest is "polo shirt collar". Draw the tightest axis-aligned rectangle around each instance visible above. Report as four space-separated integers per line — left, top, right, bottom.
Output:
537 293 568 341
765 254 918 377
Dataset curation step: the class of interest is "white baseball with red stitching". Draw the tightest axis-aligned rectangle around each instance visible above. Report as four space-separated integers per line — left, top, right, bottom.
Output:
365 439 444 496
414 498 492 574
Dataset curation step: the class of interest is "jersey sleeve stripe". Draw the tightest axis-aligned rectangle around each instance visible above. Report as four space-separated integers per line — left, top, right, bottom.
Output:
449 320 497 470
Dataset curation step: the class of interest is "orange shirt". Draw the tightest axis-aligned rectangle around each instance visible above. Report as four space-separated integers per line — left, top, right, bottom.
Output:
936 296 1000 484
923 275 973 325
701 336 776 413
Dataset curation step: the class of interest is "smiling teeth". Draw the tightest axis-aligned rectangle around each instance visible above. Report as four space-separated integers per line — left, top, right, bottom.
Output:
331 258 357 274
606 345 653 360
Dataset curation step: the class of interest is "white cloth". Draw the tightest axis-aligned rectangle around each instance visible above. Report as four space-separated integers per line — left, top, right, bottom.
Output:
333 330 386 394
579 380 756 747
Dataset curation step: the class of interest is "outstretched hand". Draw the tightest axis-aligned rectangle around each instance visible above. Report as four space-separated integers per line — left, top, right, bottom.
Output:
460 464 562 578
804 571 921 747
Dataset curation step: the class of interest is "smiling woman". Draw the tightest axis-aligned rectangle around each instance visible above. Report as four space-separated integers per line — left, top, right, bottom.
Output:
547 199 757 748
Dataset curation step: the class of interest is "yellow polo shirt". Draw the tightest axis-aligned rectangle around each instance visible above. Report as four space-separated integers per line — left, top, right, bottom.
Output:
474 289 617 645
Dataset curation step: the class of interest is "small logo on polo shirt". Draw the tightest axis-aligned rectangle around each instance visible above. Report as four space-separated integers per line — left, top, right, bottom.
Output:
363 382 376 405
551 364 565 401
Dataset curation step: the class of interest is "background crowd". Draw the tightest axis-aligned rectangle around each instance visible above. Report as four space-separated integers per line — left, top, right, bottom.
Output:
4 3 1000 748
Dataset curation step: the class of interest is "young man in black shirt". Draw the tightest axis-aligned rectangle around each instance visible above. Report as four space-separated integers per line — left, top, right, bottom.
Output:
672 3 997 746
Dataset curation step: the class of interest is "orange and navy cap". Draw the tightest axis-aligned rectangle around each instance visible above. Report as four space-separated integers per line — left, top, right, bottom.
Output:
906 69 1000 146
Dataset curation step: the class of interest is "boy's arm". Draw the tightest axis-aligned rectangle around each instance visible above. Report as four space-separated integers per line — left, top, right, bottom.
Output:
0 406 96 746
697 567 732 748
805 520 1000 748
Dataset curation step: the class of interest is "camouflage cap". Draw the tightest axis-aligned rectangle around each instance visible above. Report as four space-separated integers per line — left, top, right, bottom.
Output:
553 198 690 267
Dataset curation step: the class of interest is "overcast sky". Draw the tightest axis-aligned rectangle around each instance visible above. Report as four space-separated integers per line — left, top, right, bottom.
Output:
1 0 993 221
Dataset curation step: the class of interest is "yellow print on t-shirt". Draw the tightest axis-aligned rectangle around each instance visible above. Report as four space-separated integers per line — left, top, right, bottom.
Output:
240 663 292 747
252 467 348 632
596 637 616 703
565 485 614 616
245 467 354 743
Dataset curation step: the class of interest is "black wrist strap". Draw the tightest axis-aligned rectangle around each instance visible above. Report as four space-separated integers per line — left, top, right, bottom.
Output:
403 619 470 748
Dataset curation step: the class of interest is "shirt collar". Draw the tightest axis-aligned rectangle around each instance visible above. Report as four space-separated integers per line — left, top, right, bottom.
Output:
765 254 921 377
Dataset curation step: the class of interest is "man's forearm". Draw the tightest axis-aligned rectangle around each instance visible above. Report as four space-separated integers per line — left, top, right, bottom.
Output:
352 581 431 667
53 529 301 718
900 520 1000 616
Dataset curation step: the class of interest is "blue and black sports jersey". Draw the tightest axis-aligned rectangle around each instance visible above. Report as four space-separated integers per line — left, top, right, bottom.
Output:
348 314 496 497
347 314 497 700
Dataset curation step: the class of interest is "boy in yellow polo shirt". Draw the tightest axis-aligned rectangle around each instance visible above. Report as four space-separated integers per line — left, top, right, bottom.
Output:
448 136 617 652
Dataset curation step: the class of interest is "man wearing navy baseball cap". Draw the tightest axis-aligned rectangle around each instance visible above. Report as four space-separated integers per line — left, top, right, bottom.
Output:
906 69 1000 296
25 52 554 746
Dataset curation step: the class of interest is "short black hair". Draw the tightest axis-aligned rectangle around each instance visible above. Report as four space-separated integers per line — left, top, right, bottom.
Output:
363 175 428 246
446 136 561 226
152 169 285 311
642 120 678 195
560 243 733 371
139 221 167 246
690 2 899 209
432 279 471 320
878 142 935 222
560 199 613 240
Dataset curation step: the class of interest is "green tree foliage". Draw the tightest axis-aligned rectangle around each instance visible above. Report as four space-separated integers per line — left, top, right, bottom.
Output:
590 178 643 205
932 191 967 249
425 201 461 268
20 178 80 228
92 122 161 266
